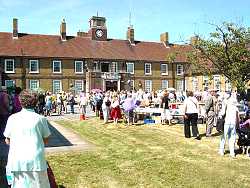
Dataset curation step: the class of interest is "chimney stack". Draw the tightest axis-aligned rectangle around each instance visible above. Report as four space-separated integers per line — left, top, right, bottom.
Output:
60 19 66 41
190 36 198 46
160 32 169 45
127 26 134 44
13 18 18 39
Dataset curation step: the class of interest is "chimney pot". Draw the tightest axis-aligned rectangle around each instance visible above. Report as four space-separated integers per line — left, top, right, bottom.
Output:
13 18 18 39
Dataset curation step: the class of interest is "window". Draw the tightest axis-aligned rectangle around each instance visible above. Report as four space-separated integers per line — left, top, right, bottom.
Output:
101 62 110 72
93 61 101 72
145 80 152 92
162 80 168 90
126 62 134 74
75 80 84 94
176 80 184 91
145 63 152 75
213 75 220 91
161 64 168 75
128 80 134 89
29 80 39 91
29 60 39 73
111 62 117 72
4 59 15 73
53 80 62 94
5 80 15 87
53 60 62 73
75 61 83 74
192 76 198 91
203 76 209 91
176 64 183 76
225 77 232 92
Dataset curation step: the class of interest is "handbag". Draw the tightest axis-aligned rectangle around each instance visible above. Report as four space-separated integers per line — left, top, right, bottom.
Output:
216 104 227 133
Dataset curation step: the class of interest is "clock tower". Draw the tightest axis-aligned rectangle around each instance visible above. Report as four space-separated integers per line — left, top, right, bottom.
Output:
89 16 107 41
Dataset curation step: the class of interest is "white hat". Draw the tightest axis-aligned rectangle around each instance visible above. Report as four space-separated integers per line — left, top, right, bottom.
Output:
208 89 217 92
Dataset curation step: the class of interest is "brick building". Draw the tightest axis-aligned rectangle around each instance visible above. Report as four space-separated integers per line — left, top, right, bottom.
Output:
1 16 247 94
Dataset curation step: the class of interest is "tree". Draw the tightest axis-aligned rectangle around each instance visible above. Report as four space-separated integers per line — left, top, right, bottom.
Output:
188 22 250 99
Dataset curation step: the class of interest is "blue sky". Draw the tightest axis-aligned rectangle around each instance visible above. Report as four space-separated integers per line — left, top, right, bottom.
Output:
0 0 249 43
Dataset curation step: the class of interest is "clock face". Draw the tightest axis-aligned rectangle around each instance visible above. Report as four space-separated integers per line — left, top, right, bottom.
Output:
95 29 103 38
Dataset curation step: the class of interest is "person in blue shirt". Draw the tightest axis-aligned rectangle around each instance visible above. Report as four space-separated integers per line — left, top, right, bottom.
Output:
4 90 51 188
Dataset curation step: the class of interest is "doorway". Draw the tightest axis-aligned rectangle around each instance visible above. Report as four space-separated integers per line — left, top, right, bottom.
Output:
106 81 117 91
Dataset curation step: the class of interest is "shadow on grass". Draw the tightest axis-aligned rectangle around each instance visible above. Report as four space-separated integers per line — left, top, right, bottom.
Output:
58 185 66 188
45 123 73 148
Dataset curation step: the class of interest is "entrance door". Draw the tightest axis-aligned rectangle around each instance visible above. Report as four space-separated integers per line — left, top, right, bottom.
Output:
106 81 117 91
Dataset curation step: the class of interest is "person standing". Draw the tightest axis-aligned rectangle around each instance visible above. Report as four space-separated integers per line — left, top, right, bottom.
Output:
110 96 122 125
219 93 239 157
183 91 201 140
12 87 22 114
68 93 75 114
79 92 88 116
160 91 171 125
0 87 11 140
123 94 135 126
4 90 51 187
205 89 217 137
102 93 111 124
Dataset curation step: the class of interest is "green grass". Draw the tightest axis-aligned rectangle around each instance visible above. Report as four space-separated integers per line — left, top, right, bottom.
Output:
47 119 250 188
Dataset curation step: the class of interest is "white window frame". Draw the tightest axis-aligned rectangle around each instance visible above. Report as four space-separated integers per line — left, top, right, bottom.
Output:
52 80 62 94
145 80 152 92
144 63 152 75
176 80 184 91
176 64 183 76
225 77 232 92
203 76 209 91
111 62 118 73
75 80 84 93
93 61 101 72
192 76 198 91
126 62 134 74
29 60 39 73
161 64 168 75
161 80 169 90
53 60 62 73
4 59 15 73
75 61 84 74
29 80 39 91
213 75 221 91
5 80 15 87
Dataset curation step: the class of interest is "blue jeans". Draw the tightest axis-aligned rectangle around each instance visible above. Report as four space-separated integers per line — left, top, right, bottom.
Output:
219 123 236 156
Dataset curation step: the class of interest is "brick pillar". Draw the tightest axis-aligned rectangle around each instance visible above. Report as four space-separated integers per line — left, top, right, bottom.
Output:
85 60 92 94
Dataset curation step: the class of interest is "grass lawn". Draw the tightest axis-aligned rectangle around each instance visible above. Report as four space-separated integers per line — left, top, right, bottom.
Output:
47 118 250 188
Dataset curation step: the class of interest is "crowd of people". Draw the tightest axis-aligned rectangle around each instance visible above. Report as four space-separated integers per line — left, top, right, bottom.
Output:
0 85 250 187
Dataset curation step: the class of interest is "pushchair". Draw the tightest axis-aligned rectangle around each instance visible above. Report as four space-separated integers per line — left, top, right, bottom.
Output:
237 127 250 157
